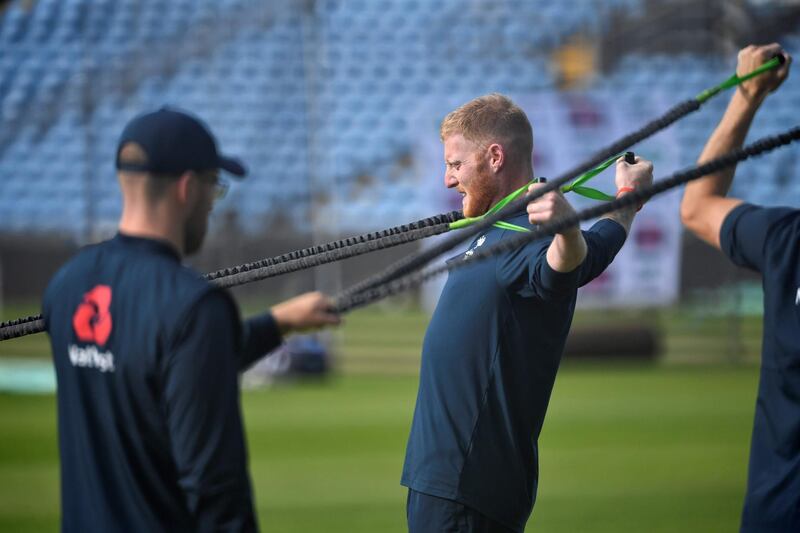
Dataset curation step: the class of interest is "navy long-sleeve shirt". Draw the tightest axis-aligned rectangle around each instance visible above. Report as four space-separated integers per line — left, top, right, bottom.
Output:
402 211 627 532
42 233 282 533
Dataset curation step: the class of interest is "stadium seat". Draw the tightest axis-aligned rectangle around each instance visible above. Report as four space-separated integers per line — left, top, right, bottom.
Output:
0 0 797 236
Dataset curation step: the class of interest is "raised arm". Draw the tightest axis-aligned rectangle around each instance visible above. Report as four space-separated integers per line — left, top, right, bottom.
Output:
603 155 654 235
526 182 587 273
526 155 653 273
680 43 792 249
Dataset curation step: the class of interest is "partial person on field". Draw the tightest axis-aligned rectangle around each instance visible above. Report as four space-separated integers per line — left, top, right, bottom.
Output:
680 43 795 533
43 108 340 533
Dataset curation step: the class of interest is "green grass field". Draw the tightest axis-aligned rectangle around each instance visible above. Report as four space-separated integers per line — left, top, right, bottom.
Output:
0 306 761 532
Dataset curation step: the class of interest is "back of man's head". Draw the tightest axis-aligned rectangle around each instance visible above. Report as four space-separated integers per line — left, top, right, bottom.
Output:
114 108 247 256
116 107 246 178
115 107 247 206
117 142 178 203
440 93 533 167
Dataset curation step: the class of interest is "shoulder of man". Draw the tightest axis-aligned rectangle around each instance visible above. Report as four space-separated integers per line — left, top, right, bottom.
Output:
168 285 241 348
42 239 110 317
154 264 242 350
44 238 237 343
720 203 800 271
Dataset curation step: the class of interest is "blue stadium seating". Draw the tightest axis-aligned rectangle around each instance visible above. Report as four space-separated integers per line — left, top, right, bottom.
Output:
0 0 798 237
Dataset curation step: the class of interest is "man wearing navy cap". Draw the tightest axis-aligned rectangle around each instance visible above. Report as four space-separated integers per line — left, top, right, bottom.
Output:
42 108 340 533
681 44 795 532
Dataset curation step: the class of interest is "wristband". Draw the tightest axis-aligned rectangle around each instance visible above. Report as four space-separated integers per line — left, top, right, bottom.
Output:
616 187 642 211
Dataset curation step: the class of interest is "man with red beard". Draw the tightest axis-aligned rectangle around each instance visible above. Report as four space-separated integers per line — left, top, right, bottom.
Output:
401 94 653 532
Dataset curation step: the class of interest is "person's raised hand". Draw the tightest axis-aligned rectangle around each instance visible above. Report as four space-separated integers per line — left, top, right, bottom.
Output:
271 291 341 335
737 43 792 105
615 155 653 210
527 181 579 237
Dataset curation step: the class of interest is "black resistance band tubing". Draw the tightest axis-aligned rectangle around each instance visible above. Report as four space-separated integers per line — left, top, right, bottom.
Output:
333 126 800 313
212 222 451 289
0 212 460 336
337 98 703 299
4 126 797 340
204 211 460 283
1 58 785 340
338 55 786 297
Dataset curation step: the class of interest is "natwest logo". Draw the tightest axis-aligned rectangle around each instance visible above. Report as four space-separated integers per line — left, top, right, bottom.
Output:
72 285 113 347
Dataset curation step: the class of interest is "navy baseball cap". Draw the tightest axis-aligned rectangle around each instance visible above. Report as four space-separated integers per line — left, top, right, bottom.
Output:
116 107 246 178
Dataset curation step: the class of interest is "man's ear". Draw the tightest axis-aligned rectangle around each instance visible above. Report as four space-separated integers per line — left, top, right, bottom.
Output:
175 171 196 205
487 143 505 173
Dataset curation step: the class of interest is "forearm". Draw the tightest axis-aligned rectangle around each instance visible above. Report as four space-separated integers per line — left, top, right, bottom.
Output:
680 91 755 247
546 228 587 273
692 91 761 197
601 204 636 236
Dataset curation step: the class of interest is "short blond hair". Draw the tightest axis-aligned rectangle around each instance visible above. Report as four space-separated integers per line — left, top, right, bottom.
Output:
440 93 533 165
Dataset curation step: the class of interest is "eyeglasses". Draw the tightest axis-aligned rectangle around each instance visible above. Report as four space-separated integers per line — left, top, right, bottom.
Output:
213 179 229 200
197 172 228 200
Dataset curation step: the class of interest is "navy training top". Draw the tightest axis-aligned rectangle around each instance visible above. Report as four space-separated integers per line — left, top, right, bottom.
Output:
401 210 627 532
42 233 282 533
719 203 800 533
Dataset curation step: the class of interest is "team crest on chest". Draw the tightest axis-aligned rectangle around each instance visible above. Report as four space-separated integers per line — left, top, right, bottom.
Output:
464 235 487 259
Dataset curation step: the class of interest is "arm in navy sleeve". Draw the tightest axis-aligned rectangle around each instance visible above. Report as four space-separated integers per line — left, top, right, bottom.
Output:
239 313 283 371
720 203 797 273
498 218 627 299
163 290 257 533
496 235 565 300
575 218 628 288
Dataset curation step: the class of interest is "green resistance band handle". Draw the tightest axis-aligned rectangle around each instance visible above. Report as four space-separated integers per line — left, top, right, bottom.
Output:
695 53 785 104
447 55 783 234
561 150 638 202
449 151 637 233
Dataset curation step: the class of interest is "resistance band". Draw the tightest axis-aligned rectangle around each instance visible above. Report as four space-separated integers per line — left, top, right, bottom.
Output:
3 126 796 341
0 56 785 340
333 126 800 312
0 153 630 331
0 212 460 332
450 151 638 234
336 55 786 300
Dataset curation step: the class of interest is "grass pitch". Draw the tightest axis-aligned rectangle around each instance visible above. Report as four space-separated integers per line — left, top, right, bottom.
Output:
0 305 759 531
0 366 757 532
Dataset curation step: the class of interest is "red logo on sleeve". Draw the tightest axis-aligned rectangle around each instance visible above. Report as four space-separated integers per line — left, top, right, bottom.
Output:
72 285 113 347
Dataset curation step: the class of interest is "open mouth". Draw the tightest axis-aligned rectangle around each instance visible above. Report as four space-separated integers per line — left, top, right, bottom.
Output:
455 189 467 210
